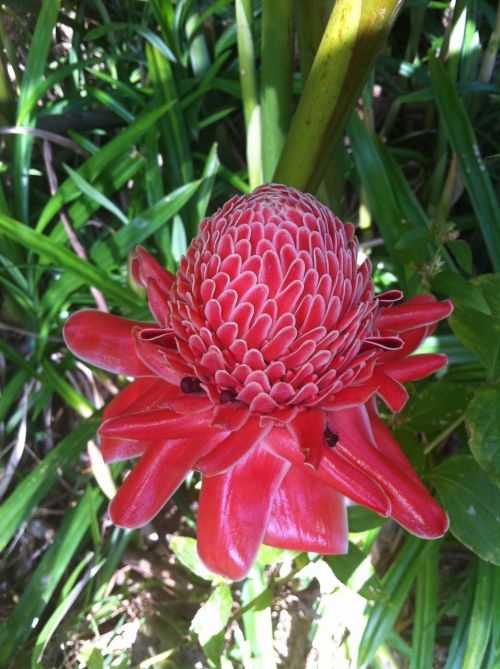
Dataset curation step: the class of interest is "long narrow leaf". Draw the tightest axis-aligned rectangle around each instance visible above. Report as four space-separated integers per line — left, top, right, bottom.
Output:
428 54 500 271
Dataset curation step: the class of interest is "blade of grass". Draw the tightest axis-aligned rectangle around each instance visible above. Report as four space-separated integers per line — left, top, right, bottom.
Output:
90 180 200 266
409 540 440 669
36 103 174 234
261 0 293 181
428 54 500 271
461 559 495 669
13 0 61 221
0 487 103 665
241 565 276 669
358 537 431 668
63 164 129 226
0 212 142 308
236 0 262 188
0 418 100 553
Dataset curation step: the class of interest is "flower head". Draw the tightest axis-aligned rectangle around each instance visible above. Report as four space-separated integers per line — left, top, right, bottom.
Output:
64 184 453 580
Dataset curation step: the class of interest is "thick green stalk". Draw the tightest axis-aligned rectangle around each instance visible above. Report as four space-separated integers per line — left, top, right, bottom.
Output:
261 0 293 181
235 0 262 188
274 0 404 192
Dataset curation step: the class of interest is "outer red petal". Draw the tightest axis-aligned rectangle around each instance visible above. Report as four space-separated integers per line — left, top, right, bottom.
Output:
383 353 448 382
109 433 224 528
132 246 175 293
264 465 348 554
261 426 391 518
287 408 326 468
197 417 271 475
99 408 216 440
197 447 290 580
376 298 453 333
330 409 448 538
64 310 153 377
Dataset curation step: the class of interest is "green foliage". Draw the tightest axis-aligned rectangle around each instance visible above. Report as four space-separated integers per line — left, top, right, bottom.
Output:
0 0 499 667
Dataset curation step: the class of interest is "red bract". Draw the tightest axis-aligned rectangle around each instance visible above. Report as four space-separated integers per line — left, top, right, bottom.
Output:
64 184 453 580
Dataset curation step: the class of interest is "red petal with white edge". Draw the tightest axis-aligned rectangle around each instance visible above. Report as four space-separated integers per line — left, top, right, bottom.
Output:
197 447 290 580
134 327 191 384
101 438 151 463
197 417 271 476
376 298 453 333
109 433 224 527
287 409 325 469
384 353 448 382
147 278 170 326
64 310 153 377
133 246 175 293
99 408 217 441
264 465 347 554
330 410 449 538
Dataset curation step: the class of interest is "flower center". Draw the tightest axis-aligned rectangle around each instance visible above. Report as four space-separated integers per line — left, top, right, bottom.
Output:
167 185 378 414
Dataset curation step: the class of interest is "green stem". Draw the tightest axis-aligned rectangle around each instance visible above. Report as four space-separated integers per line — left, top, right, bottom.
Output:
274 0 404 192
424 412 466 455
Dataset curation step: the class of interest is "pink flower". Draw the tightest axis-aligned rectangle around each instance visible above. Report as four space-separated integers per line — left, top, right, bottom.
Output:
64 184 453 580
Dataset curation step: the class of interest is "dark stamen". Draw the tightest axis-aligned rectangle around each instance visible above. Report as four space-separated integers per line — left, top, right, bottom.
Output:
325 428 339 448
180 377 202 394
220 389 237 404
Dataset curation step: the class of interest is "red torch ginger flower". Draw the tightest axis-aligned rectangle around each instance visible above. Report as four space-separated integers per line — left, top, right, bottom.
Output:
64 184 453 580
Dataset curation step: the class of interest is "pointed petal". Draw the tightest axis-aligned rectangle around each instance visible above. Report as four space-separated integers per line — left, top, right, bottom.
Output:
102 379 166 421
134 328 189 384
384 354 448 382
109 434 222 527
330 411 448 538
99 408 216 440
197 447 290 580
264 465 347 554
101 437 151 463
375 298 453 332
197 417 271 476
133 246 175 293
374 371 409 412
366 404 426 489
212 403 251 431
64 310 153 376
147 278 170 326
287 409 325 468
318 449 391 516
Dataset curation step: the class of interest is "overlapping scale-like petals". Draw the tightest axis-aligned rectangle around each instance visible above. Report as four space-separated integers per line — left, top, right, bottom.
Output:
64 183 453 580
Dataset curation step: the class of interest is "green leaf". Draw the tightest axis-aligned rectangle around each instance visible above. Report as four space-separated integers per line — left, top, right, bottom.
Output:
191 583 233 666
90 181 200 267
448 239 473 274
403 382 474 433
358 537 430 667
347 506 386 533
431 271 491 315
409 541 439 669
0 212 141 309
0 419 100 553
429 455 500 565
466 389 500 487
36 103 174 234
274 0 404 192
63 164 129 225
461 559 496 669
168 535 218 581
449 274 500 381
429 55 500 272
395 227 434 250
0 488 103 665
